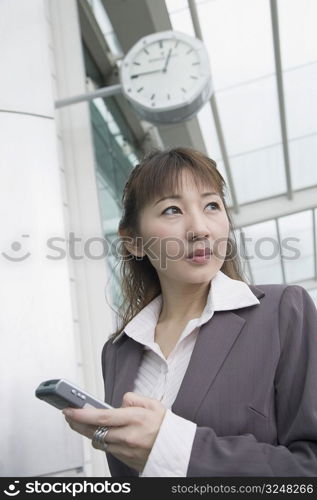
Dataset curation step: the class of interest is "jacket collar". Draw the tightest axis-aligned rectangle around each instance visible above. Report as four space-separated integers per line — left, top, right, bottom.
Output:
112 271 260 345
107 279 265 419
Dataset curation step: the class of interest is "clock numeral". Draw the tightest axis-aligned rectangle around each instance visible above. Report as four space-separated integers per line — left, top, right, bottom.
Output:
186 48 193 54
167 93 171 100
175 40 179 48
151 93 156 100
181 87 187 93
143 47 149 55
190 75 198 79
192 61 200 65
159 40 163 49
137 87 144 93
133 61 141 66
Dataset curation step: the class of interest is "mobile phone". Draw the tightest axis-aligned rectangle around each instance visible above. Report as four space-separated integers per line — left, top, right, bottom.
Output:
35 378 113 410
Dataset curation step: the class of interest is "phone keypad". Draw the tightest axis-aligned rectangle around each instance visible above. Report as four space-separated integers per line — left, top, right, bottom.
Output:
70 388 86 400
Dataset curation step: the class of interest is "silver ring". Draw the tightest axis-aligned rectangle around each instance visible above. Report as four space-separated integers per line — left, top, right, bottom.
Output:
92 426 110 451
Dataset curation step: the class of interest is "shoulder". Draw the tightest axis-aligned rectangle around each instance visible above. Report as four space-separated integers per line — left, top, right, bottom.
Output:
246 283 316 326
249 282 315 306
251 282 315 299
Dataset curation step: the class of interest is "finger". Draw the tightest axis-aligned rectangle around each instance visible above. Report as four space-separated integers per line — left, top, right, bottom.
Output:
64 417 97 439
62 406 144 427
121 392 160 410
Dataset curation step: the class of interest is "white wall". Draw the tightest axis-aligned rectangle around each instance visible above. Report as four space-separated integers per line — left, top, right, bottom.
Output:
0 0 112 476
0 0 84 476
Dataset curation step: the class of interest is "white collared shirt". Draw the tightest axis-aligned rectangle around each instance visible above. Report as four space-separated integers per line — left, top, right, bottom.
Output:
112 270 260 476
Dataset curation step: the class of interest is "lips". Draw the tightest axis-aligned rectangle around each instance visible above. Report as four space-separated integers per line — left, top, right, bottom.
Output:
187 247 212 259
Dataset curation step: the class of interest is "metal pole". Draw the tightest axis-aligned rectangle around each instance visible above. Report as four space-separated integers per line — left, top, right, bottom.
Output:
188 0 240 214
270 0 293 200
55 83 123 109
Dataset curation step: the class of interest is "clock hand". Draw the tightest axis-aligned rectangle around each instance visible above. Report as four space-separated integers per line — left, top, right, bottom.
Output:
131 69 163 78
162 49 172 73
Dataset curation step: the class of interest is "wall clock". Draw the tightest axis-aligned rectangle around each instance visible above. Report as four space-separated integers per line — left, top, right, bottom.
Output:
120 30 212 124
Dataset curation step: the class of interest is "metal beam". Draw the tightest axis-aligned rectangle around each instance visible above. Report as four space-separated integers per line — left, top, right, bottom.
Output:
231 185 317 228
102 0 171 52
270 0 293 200
78 0 114 78
55 83 122 108
78 0 149 150
187 0 239 213
275 217 287 284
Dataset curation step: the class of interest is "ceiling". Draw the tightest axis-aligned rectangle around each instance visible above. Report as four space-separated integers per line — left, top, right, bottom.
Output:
83 0 317 298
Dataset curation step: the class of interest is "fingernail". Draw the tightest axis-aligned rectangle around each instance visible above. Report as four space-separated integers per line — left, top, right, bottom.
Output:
63 408 72 416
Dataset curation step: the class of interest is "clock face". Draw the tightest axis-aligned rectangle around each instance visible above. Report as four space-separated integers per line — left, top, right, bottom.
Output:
120 31 211 117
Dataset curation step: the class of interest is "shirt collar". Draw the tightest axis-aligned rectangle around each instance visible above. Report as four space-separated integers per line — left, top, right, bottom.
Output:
112 270 260 344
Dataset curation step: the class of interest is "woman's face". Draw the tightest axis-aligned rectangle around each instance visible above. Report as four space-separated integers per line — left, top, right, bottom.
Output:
136 169 230 284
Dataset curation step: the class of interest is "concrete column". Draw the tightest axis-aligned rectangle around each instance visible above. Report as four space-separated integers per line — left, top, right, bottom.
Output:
0 0 84 476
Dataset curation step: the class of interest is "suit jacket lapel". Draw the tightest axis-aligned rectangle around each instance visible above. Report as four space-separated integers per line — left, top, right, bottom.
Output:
110 285 265 415
171 309 246 420
110 337 144 408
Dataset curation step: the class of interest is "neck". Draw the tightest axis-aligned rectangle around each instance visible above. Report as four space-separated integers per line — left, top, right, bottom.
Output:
158 280 211 325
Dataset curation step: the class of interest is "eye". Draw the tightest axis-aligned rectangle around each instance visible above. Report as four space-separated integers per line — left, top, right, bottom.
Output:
206 202 220 211
162 202 220 215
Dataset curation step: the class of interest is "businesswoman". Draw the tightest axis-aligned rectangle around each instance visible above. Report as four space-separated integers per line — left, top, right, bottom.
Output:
64 147 317 476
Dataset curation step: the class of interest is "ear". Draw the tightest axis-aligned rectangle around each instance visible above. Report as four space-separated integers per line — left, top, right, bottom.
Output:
118 228 145 259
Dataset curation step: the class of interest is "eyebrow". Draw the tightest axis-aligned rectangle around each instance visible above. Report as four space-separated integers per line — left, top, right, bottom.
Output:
153 192 221 207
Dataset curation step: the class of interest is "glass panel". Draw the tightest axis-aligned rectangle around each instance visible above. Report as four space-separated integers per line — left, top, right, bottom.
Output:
241 221 284 284
284 63 317 140
197 102 222 161
166 3 195 37
289 134 317 190
216 159 233 208
230 144 286 204
233 229 253 283
278 210 314 283
278 0 317 69
196 0 275 91
216 76 281 156
165 0 189 12
104 232 123 314
96 172 121 222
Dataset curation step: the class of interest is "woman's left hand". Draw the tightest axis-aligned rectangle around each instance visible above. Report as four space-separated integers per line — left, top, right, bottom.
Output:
63 392 166 473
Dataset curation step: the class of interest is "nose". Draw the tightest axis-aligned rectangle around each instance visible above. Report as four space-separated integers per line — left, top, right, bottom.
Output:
186 211 211 241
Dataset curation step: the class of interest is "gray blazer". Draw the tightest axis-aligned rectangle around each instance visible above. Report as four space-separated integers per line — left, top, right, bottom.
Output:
101 283 317 476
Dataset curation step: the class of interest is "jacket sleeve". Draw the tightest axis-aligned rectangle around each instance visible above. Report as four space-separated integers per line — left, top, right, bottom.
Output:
187 285 317 476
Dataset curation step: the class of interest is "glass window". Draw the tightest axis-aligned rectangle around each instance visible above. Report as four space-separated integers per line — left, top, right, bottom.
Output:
195 0 275 91
278 210 314 283
289 135 317 190
241 220 284 284
278 0 317 70
230 144 286 204
216 76 281 156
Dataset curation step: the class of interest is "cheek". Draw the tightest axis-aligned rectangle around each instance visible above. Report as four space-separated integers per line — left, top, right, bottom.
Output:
141 220 184 256
144 221 179 239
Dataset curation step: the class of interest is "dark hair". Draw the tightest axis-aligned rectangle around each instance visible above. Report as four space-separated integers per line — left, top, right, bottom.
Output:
110 147 245 341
